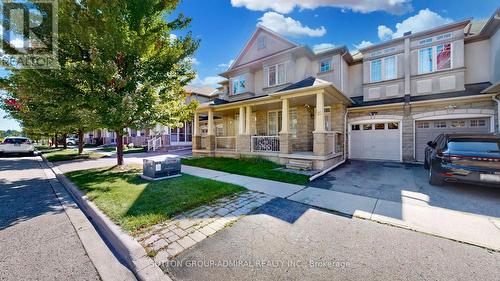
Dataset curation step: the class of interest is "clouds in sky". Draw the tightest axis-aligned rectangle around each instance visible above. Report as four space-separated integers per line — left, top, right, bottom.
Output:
258 12 326 37
232 0 413 15
191 74 225 87
217 59 235 70
377 9 453 40
353 40 373 50
312 43 335 53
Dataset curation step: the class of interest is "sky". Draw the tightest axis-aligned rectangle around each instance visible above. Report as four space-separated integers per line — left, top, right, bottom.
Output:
1 0 498 131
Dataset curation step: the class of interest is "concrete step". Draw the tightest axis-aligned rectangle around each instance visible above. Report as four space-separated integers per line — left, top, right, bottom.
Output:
286 159 313 171
148 145 192 152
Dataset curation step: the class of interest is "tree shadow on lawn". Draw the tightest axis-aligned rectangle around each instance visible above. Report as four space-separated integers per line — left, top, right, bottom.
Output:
66 166 245 235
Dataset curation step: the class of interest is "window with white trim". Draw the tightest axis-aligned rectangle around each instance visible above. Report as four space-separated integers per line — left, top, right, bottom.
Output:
268 63 286 87
470 119 486 127
319 59 331 72
416 122 430 129
370 59 382 82
258 36 266 49
434 121 447 128
370 56 396 82
231 76 246 94
324 107 332 131
385 56 396 80
268 109 298 136
268 111 282 135
451 120 465 128
418 43 452 74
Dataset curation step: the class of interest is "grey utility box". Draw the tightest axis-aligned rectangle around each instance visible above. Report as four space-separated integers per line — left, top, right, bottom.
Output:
141 156 181 181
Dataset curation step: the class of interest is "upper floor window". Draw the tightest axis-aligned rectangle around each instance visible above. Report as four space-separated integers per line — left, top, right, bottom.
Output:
370 59 382 82
231 76 246 95
258 36 266 49
319 59 331 73
268 63 285 87
436 43 451 70
370 56 396 82
418 43 452 74
385 56 396 80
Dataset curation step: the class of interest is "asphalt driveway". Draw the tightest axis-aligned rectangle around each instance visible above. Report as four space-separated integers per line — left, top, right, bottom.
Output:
166 198 500 281
308 160 500 218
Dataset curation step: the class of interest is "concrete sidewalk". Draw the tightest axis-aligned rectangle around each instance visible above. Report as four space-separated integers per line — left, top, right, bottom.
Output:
182 165 500 251
181 165 305 198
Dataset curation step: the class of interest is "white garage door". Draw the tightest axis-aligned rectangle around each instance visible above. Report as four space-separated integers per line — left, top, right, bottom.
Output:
350 122 401 161
415 118 491 162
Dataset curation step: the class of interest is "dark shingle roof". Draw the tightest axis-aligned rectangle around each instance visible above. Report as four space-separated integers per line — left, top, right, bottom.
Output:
277 76 317 92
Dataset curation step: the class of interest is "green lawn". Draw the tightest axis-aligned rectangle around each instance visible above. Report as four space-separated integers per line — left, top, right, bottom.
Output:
65 166 245 234
98 147 147 154
42 149 107 162
181 157 310 185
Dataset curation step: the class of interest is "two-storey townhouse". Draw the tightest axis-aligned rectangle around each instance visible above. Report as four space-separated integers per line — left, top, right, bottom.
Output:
193 25 354 170
349 8 500 163
192 8 500 171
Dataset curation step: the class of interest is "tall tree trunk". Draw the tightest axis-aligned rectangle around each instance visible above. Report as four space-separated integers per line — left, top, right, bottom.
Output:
54 133 59 148
116 130 124 166
63 133 68 149
77 129 84 155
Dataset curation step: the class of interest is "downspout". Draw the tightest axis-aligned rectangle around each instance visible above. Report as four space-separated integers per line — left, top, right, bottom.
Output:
493 95 500 133
309 52 350 182
340 51 348 92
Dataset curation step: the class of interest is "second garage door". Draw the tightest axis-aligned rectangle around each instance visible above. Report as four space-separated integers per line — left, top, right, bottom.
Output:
350 122 401 161
415 118 491 162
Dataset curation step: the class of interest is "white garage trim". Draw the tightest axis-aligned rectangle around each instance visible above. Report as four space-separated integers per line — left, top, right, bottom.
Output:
412 112 495 160
348 115 403 162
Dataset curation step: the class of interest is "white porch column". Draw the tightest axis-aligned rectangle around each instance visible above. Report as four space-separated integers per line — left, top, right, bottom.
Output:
208 108 214 135
245 106 252 134
281 98 289 133
193 112 200 136
239 107 246 134
315 91 325 133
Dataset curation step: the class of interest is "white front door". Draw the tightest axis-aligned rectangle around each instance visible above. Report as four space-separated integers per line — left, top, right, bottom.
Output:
350 122 401 161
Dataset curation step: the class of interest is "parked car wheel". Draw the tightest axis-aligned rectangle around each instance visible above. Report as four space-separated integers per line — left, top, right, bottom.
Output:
423 155 430 170
428 163 444 186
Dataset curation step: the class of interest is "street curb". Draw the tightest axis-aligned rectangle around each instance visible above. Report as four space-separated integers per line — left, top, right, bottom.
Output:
40 155 171 281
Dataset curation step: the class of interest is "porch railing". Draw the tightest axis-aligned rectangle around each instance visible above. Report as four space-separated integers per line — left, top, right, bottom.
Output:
147 136 162 152
251 136 280 152
325 131 342 155
215 136 236 151
200 136 208 149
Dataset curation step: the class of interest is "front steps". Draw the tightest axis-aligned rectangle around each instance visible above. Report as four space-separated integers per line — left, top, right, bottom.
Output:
286 159 313 171
153 145 192 152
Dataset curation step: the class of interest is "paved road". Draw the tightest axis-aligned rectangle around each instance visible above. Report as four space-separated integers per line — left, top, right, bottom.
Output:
0 156 100 280
309 160 500 218
166 198 500 281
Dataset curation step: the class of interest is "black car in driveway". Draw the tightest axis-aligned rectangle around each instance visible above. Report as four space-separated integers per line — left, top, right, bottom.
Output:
424 133 500 186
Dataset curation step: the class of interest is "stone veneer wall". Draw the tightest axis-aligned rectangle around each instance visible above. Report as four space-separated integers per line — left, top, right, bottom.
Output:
292 106 314 151
347 98 497 162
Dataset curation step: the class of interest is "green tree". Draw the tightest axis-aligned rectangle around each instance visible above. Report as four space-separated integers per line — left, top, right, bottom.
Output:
60 0 199 165
2 0 198 164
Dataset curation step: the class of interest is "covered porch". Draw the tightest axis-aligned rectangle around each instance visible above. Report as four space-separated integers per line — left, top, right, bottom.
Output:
192 81 351 170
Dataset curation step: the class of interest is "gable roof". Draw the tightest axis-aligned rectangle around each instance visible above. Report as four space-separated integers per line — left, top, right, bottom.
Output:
227 25 299 71
183 85 218 97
